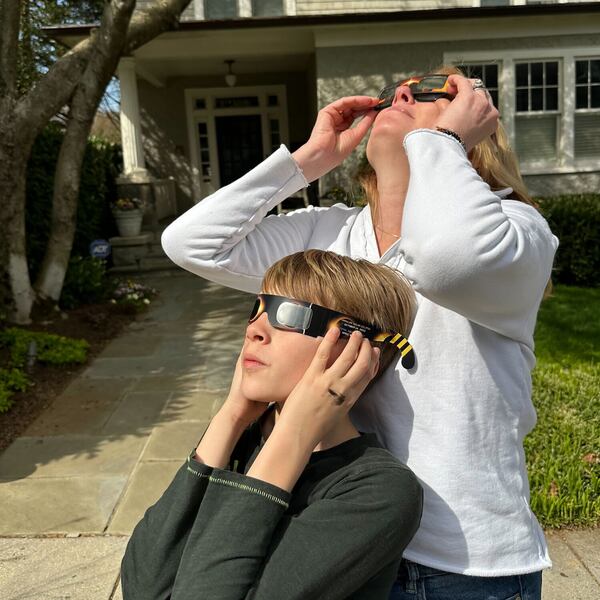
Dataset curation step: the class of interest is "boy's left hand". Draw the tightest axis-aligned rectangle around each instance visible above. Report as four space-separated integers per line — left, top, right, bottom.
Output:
277 328 380 449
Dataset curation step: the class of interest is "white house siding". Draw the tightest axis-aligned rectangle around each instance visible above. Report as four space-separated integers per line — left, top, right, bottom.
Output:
296 1 473 14
315 32 600 197
134 1 195 20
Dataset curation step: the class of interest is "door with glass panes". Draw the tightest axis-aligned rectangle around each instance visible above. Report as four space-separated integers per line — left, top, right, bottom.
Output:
191 86 288 197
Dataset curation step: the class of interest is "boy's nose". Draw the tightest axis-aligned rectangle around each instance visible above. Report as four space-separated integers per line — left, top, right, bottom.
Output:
246 312 270 342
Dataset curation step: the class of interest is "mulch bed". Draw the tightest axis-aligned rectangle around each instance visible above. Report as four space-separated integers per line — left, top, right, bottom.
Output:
0 303 137 452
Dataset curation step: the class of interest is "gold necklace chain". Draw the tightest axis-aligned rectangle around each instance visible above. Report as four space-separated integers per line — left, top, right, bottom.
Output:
374 224 400 239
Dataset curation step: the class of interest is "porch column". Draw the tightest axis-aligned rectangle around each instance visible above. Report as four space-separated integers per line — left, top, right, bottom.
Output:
117 56 150 182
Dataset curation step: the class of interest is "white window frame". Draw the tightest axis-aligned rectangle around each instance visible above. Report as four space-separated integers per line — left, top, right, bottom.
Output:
184 85 289 200
444 47 600 175
194 0 295 19
472 1 580 5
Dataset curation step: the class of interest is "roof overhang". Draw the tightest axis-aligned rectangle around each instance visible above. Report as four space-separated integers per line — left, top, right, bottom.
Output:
42 3 600 83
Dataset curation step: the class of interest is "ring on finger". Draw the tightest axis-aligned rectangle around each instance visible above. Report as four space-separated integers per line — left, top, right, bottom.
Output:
472 79 486 91
327 388 346 405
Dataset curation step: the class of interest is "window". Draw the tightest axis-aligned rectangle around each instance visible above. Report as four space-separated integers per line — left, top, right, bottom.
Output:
457 63 499 109
252 0 284 16
204 0 237 19
574 58 600 160
514 60 560 163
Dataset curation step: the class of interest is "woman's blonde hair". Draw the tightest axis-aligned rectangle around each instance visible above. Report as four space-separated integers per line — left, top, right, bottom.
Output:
261 249 416 381
357 63 552 297
358 64 537 218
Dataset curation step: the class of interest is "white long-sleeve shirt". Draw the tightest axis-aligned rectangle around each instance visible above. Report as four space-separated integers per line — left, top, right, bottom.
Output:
161 129 558 577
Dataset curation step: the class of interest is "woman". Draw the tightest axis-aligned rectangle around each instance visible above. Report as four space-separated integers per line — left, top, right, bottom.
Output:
121 250 423 599
161 67 558 599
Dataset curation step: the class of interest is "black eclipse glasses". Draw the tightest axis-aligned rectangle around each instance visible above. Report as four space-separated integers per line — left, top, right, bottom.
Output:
249 294 415 369
375 74 454 111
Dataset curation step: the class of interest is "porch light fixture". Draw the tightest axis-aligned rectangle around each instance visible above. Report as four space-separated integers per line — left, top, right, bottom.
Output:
224 59 236 87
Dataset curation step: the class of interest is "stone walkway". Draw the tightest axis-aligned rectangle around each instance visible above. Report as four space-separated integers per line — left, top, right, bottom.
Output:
0 272 598 599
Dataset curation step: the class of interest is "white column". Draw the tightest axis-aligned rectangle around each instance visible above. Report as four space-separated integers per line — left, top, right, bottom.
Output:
117 57 150 182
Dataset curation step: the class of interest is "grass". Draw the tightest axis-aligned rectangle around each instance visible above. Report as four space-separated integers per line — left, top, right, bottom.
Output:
525 285 600 528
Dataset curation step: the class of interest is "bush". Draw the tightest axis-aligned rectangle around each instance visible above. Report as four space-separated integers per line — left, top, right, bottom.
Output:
25 123 122 283
110 279 159 313
537 195 600 287
0 368 30 414
0 327 89 413
60 256 109 309
0 327 89 368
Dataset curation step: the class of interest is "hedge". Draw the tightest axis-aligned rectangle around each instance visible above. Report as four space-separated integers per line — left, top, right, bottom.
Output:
25 123 122 283
537 195 600 288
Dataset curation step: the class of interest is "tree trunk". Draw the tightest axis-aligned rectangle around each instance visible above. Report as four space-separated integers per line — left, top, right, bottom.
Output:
35 0 194 303
0 116 37 323
0 0 32 323
35 0 137 301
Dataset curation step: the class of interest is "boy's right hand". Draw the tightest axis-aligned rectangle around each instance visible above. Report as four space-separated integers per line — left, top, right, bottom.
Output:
291 96 380 183
221 352 270 428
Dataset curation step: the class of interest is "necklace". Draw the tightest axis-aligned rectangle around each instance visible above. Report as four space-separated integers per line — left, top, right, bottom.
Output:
374 224 400 239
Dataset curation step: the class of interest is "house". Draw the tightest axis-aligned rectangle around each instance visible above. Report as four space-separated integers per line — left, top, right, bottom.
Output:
47 0 600 218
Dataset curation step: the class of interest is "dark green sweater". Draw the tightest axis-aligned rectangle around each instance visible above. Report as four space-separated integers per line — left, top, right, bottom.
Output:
121 413 423 599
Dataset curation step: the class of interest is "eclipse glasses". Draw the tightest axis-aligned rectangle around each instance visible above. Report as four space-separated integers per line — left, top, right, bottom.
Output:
249 294 415 369
375 74 454 111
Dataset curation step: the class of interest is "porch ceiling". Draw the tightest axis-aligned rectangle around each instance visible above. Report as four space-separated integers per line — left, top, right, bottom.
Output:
136 53 313 80
132 26 315 80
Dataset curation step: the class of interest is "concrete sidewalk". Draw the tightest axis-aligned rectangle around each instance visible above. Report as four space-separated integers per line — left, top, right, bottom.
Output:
0 273 598 599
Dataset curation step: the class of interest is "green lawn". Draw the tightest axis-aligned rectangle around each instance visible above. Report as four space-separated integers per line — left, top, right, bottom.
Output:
526 285 600 528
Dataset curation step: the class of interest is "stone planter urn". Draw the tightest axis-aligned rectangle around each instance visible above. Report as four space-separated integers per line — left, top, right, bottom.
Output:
113 208 144 237
112 197 145 237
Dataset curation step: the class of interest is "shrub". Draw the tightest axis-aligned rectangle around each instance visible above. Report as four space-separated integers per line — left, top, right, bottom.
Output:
0 368 30 414
110 279 159 313
536 195 600 287
0 328 89 368
60 256 109 309
26 123 122 283
0 327 89 413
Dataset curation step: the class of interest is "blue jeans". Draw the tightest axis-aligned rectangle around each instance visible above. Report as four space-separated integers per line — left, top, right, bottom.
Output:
388 559 542 600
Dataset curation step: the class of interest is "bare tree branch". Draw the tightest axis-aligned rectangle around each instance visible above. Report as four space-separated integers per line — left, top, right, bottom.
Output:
0 0 21 100
125 0 192 52
15 33 96 135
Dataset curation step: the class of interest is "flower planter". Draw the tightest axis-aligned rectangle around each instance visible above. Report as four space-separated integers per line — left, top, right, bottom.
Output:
113 208 144 237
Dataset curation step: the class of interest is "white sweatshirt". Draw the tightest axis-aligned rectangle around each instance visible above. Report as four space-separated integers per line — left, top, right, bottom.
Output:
161 129 558 576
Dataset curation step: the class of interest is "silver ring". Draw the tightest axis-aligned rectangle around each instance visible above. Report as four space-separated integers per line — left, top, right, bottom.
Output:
472 79 486 90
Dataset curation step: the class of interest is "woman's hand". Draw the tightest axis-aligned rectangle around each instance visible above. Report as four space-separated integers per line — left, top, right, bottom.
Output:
433 74 499 152
292 96 380 183
221 352 270 428
276 328 380 448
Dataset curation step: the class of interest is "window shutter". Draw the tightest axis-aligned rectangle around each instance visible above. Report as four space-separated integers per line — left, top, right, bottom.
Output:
574 113 600 159
514 115 558 162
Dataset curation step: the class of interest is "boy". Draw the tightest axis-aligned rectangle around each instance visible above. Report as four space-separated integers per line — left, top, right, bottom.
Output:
121 249 422 600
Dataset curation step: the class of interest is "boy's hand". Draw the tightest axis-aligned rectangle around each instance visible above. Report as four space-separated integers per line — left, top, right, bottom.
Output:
277 328 380 448
221 352 270 428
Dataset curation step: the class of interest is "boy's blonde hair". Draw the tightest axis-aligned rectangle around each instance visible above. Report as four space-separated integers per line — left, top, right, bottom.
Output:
261 249 415 381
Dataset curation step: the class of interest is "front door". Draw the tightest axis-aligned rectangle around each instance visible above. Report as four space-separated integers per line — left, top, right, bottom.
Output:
215 115 263 186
